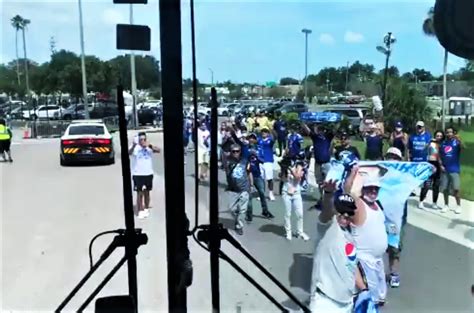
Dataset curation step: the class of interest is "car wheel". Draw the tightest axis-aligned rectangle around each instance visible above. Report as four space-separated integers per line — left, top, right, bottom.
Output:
109 156 115 165
60 157 67 166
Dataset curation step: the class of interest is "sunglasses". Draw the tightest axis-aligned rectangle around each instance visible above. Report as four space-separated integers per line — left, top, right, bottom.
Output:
363 186 380 193
231 150 241 153
336 212 355 218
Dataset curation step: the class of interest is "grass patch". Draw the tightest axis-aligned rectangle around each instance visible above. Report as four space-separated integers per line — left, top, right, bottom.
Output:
303 125 474 200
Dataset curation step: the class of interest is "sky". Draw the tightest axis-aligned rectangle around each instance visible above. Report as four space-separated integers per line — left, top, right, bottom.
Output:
0 0 468 84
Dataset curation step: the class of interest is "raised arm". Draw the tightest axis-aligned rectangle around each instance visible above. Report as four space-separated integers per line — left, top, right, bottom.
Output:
318 180 338 223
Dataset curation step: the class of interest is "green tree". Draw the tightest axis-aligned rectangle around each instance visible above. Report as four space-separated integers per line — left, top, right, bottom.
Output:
267 86 286 98
378 66 399 78
412 68 435 82
384 79 432 133
108 55 161 91
280 77 299 85
10 15 23 86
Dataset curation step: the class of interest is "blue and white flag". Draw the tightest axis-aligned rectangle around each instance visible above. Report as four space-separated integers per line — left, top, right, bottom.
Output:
326 159 434 248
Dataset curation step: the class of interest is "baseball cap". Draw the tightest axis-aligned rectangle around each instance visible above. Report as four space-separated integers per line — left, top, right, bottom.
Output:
386 147 402 160
362 176 381 188
416 121 425 127
395 121 403 128
334 194 357 216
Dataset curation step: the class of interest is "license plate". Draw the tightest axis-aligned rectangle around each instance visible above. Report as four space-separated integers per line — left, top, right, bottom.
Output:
83 149 92 154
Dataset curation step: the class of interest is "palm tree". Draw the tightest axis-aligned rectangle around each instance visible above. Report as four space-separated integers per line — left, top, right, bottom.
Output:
10 15 23 86
20 17 31 94
423 7 448 129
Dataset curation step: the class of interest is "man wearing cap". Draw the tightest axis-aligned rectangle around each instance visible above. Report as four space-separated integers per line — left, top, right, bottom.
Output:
309 180 367 312
344 167 388 306
390 121 408 159
408 120 432 206
440 126 462 214
363 124 384 161
225 144 252 235
334 132 361 161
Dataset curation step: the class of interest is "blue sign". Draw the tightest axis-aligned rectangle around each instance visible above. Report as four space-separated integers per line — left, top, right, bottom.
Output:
300 111 341 123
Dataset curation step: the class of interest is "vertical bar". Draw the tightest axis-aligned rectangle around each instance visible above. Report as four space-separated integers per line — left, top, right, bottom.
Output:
78 0 89 119
209 88 220 312
129 4 138 129
442 49 448 129
158 0 187 311
116 86 139 310
304 33 308 99
190 0 199 230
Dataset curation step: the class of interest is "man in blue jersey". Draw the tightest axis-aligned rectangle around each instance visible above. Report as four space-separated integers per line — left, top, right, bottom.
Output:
439 126 462 214
273 111 288 157
247 149 275 221
408 121 432 208
258 128 277 201
286 123 304 160
302 122 334 201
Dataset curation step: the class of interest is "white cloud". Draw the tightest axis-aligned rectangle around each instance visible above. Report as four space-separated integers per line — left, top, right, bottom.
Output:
102 8 126 26
319 33 335 45
344 31 364 43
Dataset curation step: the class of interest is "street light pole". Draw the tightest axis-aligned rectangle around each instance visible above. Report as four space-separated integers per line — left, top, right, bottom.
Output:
301 28 312 100
209 68 214 86
381 32 395 106
78 0 89 119
345 61 350 92
130 4 138 128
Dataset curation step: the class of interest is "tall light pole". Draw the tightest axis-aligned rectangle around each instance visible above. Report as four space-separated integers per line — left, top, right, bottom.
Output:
130 4 138 128
376 32 396 106
77 0 89 119
345 61 350 92
301 28 312 100
208 68 214 85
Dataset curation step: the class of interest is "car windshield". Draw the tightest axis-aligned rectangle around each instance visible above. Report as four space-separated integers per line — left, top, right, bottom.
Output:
68 125 105 135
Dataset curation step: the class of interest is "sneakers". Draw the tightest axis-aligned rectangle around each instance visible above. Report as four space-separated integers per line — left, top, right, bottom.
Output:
262 211 275 219
440 205 449 213
285 232 292 241
268 191 276 201
453 205 462 214
235 227 244 236
418 201 425 210
245 215 253 223
432 203 439 210
297 232 310 241
389 273 400 288
137 210 149 219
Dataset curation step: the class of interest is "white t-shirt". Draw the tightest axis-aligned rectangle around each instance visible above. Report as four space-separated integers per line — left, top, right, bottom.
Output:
131 145 154 176
197 129 210 152
310 216 357 304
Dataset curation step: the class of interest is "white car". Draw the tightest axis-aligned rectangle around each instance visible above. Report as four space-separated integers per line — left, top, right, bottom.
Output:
60 120 115 166
23 105 63 120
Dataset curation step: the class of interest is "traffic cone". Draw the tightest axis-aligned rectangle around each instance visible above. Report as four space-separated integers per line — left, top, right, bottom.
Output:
23 127 31 139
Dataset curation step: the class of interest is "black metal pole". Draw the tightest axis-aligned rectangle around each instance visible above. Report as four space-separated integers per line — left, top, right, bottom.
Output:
159 0 188 311
116 85 139 309
190 0 199 230
381 33 392 106
209 88 220 312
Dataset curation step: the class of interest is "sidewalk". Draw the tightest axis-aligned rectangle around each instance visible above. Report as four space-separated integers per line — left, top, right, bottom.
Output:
272 155 474 249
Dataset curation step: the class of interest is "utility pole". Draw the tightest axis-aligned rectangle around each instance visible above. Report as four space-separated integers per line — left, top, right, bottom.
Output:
301 28 312 100
345 61 350 92
130 4 138 128
209 68 214 86
77 0 90 119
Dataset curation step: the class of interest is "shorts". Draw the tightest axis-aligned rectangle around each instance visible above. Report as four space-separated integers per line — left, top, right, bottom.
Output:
440 172 460 192
314 162 331 184
387 226 405 258
198 150 210 164
262 162 274 180
133 175 153 192
0 140 11 153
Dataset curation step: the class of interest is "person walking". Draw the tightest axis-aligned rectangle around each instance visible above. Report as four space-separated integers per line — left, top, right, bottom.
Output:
440 126 462 214
344 169 388 306
197 121 211 182
389 121 408 159
0 118 13 162
129 132 161 219
273 111 288 157
286 123 304 160
419 130 444 210
226 144 252 235
258 128 276 201
408 121 432 209
309 182 367 312
281 160 310 241
302 122 334 201
246 149 275 222
363 124 384 161
334 131 361 161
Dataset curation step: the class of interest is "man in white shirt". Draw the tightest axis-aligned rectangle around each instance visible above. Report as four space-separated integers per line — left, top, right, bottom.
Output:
309 181 367 312
129 132 161 219
197 122 211 182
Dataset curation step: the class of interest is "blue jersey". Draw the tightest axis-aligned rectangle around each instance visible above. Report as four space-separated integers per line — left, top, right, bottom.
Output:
365 134 384 160
440 138 461 173
273 120 288 139
287 133 304 158
249 157 263 178
408 132 432 162
257 136 275 163
311 132 334 164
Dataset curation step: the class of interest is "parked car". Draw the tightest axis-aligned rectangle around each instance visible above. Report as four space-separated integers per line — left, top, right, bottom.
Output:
89 101 119 119
61 104 90 120
23 105 63 120
138 106 162 126
323 107 367 130
279 103 308 114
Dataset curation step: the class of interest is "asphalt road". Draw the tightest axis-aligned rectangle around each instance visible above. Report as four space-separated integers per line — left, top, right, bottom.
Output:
1 132 473 313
